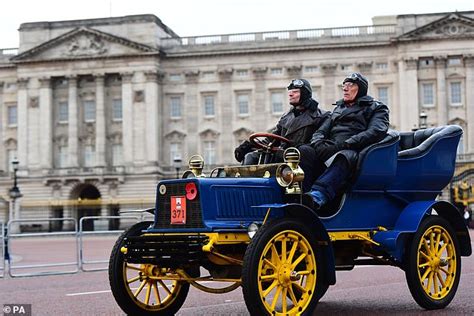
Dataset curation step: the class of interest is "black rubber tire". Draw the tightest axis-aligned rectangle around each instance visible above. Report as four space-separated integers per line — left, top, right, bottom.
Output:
108 222 190 316
242 218 327 315
405 216 461 310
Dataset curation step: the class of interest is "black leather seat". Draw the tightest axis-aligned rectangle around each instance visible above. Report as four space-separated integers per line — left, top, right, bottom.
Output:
398 125 463 158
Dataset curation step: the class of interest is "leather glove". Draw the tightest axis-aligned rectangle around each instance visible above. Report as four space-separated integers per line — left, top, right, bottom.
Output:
234 140 253 162
319 144 338 159
335 141 349 151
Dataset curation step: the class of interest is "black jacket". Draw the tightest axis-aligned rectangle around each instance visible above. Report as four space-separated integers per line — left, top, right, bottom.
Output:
311 95 389 164
272 99 328 148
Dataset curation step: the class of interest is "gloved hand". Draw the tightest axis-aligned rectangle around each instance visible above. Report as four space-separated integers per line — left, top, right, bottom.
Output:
319 144 338 159
335 141 349 151
234 140 253 162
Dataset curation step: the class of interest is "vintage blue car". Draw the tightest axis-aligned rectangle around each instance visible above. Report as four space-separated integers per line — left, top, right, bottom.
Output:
109 125 472 315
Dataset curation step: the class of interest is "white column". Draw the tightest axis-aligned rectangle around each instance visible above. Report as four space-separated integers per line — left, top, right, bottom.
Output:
465 56 474 152
68 76 79 167
39 77 53 169
398 58 419 131
95 74 106 166
145 71 159 163
17 78 29 167
0 82 4 171
122 73 134 165
435 56 447 125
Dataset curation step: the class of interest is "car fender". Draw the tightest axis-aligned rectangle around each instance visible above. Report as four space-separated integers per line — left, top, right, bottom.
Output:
255 203 336 285
373 200 472 262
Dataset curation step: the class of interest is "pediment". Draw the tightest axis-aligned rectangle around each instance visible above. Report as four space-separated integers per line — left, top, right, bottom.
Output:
12 27 158 62
399 13 474 41
199 128 220 138
233 127 254 137
165 130 186 140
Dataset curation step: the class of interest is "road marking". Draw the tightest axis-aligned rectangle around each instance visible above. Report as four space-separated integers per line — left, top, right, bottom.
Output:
66 281 216 297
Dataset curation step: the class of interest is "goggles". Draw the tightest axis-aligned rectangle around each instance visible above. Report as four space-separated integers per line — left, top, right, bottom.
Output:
289 79 305 88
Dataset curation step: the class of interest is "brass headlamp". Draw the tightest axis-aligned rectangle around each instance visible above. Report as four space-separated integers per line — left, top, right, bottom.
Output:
276 148 304 194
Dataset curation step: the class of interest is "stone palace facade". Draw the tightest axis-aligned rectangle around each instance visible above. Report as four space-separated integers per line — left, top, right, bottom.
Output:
0 10 473 225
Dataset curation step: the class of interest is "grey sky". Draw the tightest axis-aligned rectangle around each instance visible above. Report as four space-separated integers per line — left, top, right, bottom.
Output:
1 0 473 48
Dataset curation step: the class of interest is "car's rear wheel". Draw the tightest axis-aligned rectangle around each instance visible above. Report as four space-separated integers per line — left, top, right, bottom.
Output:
109 222 190 315
405 216 461 310
242 218 327 315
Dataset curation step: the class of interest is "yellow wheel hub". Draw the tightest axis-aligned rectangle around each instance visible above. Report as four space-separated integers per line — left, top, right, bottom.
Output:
123 263 183 310
257 230 317 315
416 225 457 300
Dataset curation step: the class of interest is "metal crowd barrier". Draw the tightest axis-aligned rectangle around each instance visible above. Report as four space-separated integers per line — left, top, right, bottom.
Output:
7 218 79 278
0 222 4 278
78 215 140 272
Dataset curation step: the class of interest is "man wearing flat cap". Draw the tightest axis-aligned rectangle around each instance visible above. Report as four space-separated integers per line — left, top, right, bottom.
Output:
302 72 390 208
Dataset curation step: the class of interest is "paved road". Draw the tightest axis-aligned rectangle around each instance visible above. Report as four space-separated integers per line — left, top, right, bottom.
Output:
0 231 473 315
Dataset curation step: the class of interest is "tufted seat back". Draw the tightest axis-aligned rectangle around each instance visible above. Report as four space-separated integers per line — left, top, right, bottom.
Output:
398 125 463 158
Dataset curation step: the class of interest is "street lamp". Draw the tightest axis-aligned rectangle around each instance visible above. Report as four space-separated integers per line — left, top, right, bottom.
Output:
8 158 22 234
173 155 182 179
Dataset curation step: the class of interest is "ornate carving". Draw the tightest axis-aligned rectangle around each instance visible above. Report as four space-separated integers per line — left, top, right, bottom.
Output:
286 65 302 77
144 71 160 82
434 55 447 68
320 63 337 74
29 96 39 108
39 77 51 89
184 70 200 83
65 34 108 57
435 23 473 36
357 62 373 72
251 67 268 77
404 58 418 70
17 77 29 89
121 72 133 83
134 90 145 102
218 68 233 80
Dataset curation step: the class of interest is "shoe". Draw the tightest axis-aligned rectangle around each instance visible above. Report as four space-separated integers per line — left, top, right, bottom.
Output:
307 190 328 210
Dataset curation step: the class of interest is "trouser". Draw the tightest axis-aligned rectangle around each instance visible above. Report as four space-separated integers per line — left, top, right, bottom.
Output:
311 156 351 201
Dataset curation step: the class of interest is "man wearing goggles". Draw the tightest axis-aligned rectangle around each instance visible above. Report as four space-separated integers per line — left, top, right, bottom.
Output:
301 72 390 209
234 78 327 189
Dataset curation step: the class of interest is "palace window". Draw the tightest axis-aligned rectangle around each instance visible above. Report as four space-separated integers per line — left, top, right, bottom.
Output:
203 95 215 117
58 102 68 123
170 96 182 119
449 81 462 106
203 141 216 165
271 92 284 114
112 99 122 120
7 105 17 126
377 87 389 105
83 100 96 122
237 93 250 116
421 83 435 107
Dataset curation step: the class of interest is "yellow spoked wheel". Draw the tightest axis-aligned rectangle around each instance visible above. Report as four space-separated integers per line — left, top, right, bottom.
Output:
242 218 326 316
405 216 461 310
123 264 187 311
109 222 189 315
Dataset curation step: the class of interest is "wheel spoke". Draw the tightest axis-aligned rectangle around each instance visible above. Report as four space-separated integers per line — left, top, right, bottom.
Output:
282 287 288 313
153 281 161 305
420 250 430 261
287 240 298 263
440 267 450 275
281 238 287 263
292 281 307 294
291 253 307 269
433 272 438 295
437 243 448 257
422 238 432 255
127 275 141 284
430 232 435 254
297 270 311 275
145 281 152 305
287 285 299 306
420 267 432 282
126 264 143 272
261 273 277 281
418 262 430 269
263 280 278 297
426 271 434 293
271 286 282 310
436 271 446 288
435 231 441 253
134 280 147 297
263 258 277 270
271 244 281 266
158 280 172 295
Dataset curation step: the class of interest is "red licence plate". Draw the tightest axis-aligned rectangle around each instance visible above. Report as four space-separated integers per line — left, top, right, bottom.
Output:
170 196 186 224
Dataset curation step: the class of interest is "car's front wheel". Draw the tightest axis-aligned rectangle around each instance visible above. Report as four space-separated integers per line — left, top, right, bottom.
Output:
108 222 190 315
242 218 327 315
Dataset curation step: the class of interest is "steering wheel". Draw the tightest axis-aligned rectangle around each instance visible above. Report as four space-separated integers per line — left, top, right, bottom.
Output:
249 133 291 152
